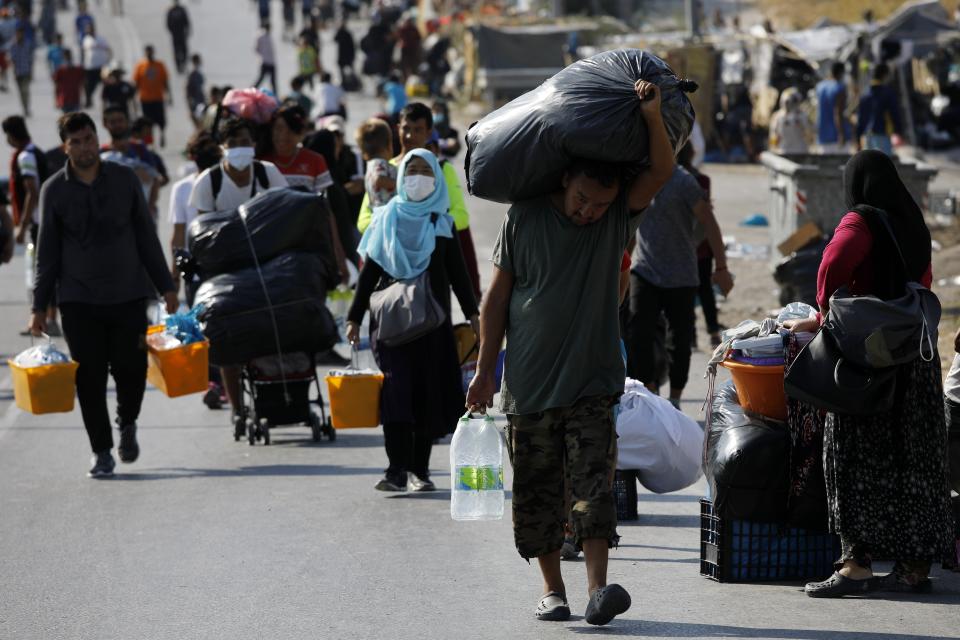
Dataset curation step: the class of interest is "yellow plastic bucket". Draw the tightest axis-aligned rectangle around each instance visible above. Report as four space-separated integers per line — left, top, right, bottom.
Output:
720 360 787 421
146 325 210 398
8 360 79 414
325 371 384 429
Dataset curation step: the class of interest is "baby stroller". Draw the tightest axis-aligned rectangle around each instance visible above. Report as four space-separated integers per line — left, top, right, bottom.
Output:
238 352 336 445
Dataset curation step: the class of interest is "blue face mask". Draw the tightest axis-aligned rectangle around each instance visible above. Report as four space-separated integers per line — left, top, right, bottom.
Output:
433 113 446 126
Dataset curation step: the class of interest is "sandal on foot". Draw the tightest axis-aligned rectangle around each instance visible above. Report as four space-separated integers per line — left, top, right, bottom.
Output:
585 584 631 626
535 592 570 621
805 572 881 598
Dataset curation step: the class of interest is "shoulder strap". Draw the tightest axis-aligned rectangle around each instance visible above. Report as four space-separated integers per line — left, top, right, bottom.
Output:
210 165 223 203
252 161 269 194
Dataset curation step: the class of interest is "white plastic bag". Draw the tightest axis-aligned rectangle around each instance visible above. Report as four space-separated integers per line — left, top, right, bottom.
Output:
616 378 704 493
13 341 71 368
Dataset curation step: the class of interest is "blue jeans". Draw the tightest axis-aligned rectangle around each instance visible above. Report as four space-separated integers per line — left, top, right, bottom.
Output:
864 134 893 156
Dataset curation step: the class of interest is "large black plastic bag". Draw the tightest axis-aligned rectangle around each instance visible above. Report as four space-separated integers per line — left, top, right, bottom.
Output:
704 382 790 522
774 239 827 307
464 49 697 203
193 252 338 366
188 187 337 281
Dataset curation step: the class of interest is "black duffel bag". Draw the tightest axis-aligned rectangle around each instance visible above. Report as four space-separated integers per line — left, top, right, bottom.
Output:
704 382 790 523
188 187 338 282
193 252 338 366
464 48 697 204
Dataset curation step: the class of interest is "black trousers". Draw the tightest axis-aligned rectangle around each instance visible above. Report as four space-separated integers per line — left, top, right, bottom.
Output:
383 422 433 479
697 255 721 334
171 35 188 73
627 272 697 391
253 63 277 96
60 299 148 454
84 68 101 107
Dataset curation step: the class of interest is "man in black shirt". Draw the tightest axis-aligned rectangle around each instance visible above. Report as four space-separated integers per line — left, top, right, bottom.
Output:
100 65 136 116
166 0 191 74
30 112 178 478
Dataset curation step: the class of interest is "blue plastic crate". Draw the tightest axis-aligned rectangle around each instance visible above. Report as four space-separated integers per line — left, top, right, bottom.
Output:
700 498 839 582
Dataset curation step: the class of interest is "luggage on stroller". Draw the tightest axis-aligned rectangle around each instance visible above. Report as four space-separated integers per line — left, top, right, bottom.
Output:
238 352 336 445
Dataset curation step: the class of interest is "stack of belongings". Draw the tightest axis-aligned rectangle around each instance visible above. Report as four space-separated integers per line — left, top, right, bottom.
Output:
465 48 697 204
701 303 838 582
700 380 839 582
188 188 340 366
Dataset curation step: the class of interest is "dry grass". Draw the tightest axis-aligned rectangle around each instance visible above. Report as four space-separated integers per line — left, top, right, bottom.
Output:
759 0 953 30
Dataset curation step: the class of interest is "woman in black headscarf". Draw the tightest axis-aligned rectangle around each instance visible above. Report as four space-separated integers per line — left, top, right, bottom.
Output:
786 150 954 597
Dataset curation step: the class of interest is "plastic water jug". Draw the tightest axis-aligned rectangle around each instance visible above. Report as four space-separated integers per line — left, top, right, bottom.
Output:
450 413 504 521
24 242 34 296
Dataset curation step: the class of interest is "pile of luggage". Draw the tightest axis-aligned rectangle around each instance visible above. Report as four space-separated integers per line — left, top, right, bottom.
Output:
188 188 341 366
700 305 838 582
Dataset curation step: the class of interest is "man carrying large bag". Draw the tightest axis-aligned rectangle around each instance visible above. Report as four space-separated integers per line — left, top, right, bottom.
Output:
466 80 675 626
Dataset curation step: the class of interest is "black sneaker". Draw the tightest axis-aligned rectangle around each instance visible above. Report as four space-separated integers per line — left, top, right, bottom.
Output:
116 419 139 463
375 473 407 492
203 383 224 410
88 451 116 478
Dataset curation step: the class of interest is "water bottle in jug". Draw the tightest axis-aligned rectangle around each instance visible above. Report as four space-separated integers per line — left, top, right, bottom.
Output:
450 413 504 521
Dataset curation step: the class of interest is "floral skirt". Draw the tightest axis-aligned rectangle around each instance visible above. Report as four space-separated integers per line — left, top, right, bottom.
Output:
824 353 955 564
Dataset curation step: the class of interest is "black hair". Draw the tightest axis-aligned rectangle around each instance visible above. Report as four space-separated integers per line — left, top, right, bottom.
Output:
57 112 97 141
131 116 154 133
187 131 221 171
830 61 844 79
320 71 332 83
191 53 201 65
399 102 433 129
566 158 622 189
102 104 129 120
872 62 890 82
1 115 29 142
218 115 255 143
291 76 305 90
273 103 307 134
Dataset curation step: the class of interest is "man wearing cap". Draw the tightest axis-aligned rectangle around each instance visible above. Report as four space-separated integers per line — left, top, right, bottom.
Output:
355 102 482 299
101 63 136 116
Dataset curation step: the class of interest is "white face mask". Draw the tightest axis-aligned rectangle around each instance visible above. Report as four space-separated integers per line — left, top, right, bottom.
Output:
223 146 255 171
404 175 435 202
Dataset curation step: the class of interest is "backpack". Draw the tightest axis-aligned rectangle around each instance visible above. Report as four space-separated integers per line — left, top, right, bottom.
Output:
12 143 49 211
209 161 269 204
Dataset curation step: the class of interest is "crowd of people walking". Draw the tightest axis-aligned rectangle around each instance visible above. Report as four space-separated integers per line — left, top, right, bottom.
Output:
0 0 956 630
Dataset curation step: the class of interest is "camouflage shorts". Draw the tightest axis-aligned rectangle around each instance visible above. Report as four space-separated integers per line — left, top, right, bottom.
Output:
506 394 619 560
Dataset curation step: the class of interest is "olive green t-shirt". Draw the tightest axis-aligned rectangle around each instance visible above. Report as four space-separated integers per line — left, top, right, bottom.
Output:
492 194 641 415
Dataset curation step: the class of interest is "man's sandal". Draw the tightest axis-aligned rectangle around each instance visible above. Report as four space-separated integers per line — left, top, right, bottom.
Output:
535 592 571 621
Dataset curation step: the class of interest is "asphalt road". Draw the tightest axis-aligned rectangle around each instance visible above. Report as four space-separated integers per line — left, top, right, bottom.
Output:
0 2 958 639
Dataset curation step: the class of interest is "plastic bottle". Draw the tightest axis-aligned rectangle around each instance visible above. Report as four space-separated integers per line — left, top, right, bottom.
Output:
24 242 34 300
450 414 504 521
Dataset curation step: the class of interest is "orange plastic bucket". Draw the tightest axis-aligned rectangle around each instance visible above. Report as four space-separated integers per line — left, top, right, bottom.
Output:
8 360 79 414
146 325 210 398
720 360 787 421
325 370 384 429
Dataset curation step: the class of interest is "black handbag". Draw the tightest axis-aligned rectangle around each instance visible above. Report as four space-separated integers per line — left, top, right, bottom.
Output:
783 207 935 416
784 323 898 416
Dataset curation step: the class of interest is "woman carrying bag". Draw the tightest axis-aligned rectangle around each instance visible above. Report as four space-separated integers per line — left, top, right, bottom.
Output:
786 150 955 597
346 149 480 493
